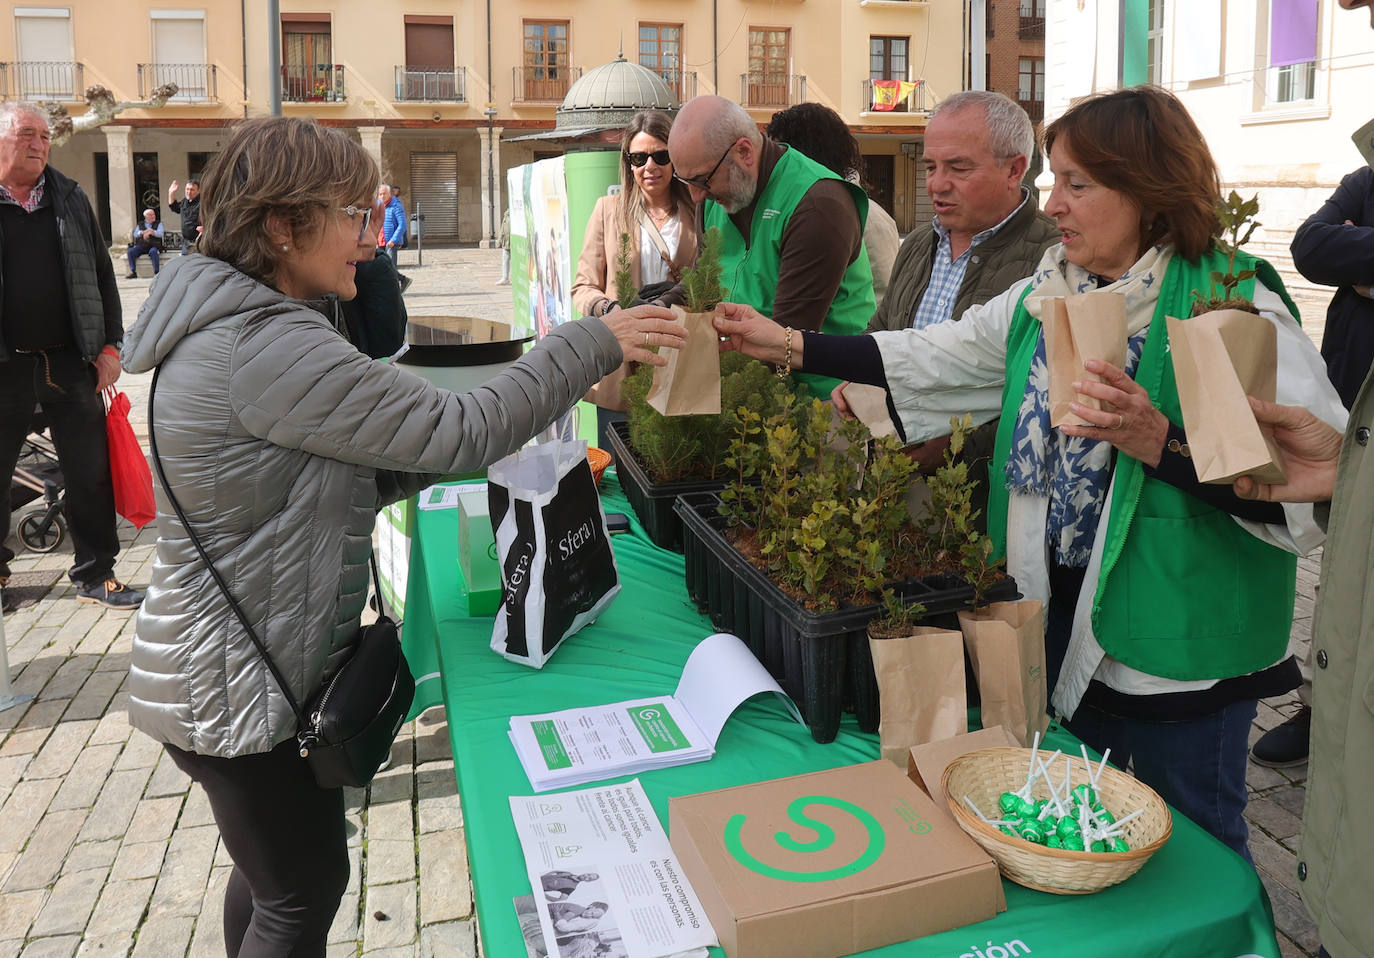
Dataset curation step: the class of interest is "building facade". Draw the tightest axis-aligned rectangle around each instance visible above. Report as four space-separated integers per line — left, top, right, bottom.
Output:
8 0 973 249
1042 0 1374 337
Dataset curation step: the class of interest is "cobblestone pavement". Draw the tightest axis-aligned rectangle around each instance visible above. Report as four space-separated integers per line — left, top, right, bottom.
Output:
0 246 1329 956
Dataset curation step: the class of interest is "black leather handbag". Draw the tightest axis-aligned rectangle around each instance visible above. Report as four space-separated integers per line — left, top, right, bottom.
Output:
148 367 414 789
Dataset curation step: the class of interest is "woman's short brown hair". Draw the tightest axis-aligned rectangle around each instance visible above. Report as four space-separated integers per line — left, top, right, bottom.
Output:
1044 85 1221 262
198 116 378 284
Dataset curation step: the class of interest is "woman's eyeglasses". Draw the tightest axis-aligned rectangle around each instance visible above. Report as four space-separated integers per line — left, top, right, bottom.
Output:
626 150 672 168
340 205 373 241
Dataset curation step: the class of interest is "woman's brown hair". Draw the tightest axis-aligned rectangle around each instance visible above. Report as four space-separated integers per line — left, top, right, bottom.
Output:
198 116 378 285
1044 85 1221 262
616 110 692 236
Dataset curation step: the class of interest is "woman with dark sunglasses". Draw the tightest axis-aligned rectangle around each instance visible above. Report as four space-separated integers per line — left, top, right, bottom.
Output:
573 110 700 446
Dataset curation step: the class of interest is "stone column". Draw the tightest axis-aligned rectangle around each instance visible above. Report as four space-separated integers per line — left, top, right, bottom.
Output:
103 126 134 253
358 126 385 179
476 125 504 248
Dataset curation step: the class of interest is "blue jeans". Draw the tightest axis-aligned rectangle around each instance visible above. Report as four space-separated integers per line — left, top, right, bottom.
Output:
1064 698 1259 863
127 244 159 274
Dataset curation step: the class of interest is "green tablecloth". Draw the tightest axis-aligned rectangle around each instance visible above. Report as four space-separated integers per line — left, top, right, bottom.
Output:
402 472 1281 958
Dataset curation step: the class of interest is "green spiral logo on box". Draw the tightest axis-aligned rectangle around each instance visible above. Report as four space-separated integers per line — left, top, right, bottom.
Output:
723 795 885 883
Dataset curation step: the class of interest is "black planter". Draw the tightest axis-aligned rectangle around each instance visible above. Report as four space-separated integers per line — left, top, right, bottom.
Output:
675 492 1018 744
604 420 731 552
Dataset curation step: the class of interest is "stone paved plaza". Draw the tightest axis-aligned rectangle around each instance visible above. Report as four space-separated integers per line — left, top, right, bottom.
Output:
0 246 1326 955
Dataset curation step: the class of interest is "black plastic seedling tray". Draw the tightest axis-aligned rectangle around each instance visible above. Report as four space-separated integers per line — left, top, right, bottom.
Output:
675 492 1018 743
604 420 731 552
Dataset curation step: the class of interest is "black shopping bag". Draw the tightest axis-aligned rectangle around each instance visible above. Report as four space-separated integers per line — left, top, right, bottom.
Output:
488 440 620 668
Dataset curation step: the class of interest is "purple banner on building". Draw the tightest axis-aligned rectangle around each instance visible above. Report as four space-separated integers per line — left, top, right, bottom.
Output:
1271 0 1319 67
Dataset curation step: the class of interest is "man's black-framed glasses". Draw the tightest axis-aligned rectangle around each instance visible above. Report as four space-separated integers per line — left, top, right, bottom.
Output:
672 140 736 190
340 205 372 241
627 149 671 168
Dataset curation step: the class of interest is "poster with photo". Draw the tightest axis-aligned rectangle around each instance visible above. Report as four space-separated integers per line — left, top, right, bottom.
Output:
510 780 717 958
526 156 572 341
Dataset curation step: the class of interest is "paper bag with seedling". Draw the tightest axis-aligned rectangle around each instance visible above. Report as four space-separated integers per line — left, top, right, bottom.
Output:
1168 192 1286 485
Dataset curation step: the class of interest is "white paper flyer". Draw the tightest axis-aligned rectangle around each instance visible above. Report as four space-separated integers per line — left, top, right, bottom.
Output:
509 632 804 791
510 779 718 958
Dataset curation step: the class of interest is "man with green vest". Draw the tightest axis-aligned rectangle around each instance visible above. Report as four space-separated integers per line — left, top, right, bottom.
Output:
665 95 874 398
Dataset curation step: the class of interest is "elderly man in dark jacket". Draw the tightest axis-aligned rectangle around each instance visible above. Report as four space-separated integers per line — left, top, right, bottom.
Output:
866 90 1058 520
0 101 142 611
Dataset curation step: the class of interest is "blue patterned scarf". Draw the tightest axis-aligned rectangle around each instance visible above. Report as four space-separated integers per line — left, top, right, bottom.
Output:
1005 245 1170 567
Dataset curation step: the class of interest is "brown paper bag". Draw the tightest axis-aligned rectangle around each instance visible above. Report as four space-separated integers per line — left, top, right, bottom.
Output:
839 382 898 439
1166 308 1286 485
646 307 722 416
957 599 1047 747
1045 293 1127 427
869 626 967 766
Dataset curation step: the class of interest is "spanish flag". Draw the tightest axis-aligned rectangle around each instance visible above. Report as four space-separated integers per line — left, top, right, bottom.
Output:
871 80 918 111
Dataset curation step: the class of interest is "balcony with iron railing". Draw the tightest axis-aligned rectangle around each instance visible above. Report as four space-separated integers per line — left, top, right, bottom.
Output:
862 77 927 114
740 73 806 109
1018 97 1045 122
137 63 218 101
395 65 466 102
512 65 582 103
0 61 84 100
282 64 345 103
1018 3 1046 39
654 69 697 104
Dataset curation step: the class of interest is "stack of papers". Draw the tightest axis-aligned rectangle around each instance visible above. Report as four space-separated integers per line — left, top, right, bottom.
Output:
509 632 802 791
511 779 718 958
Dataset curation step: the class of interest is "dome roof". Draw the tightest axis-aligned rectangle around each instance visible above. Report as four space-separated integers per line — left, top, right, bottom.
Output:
556 56 677 130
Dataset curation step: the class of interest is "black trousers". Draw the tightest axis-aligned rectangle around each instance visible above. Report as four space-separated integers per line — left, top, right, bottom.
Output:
165 739 349 958
0 350 120 585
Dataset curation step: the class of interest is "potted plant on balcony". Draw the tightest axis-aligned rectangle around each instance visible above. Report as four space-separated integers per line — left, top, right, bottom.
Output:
675 407 1015 743
605 227 799 550
308 79 327 102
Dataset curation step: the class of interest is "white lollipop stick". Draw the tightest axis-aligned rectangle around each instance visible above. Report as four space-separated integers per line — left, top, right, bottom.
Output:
1093 749 1112 789
964 796 990 822
1110 806 1146 830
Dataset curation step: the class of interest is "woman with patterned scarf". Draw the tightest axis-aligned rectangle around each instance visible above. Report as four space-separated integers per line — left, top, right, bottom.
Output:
712 85 1346 863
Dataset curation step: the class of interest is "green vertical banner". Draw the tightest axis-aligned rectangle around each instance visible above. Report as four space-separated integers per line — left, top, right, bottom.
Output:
563 149 622 320
507 165 532 338
1121 0 1149 87
561 150 622 447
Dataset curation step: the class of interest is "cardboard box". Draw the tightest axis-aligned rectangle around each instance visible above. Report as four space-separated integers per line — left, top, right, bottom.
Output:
457 491 501 616
907 726 1021 809
669 761 1005 958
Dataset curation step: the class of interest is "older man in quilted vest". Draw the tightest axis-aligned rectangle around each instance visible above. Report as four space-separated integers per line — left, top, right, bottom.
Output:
0 101 142 612
868 91 1058 518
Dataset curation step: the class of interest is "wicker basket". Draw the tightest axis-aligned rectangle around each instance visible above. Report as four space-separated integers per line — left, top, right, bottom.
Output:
587 447 613 487
941 746 1172 895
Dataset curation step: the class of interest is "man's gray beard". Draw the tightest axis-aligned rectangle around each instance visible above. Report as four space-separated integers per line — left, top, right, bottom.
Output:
713 162 757 214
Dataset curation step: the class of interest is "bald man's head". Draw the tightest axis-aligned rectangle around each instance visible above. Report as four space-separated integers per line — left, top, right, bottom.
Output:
668 96 763 213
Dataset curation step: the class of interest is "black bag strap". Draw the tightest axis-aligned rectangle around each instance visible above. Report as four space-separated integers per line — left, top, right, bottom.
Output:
147 365 311 728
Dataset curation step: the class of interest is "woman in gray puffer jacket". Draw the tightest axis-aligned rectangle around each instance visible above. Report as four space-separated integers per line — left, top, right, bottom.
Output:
121 116 682 957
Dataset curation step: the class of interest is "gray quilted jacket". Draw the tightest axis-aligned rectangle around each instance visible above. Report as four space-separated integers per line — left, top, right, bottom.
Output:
122 254 622 757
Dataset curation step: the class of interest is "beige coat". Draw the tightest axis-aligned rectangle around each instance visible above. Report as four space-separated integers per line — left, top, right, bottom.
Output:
572 192 699 410
1300 370 1374 958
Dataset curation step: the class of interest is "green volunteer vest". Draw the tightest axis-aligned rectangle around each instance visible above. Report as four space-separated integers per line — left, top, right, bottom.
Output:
705 148 876 399
986 249 1299 680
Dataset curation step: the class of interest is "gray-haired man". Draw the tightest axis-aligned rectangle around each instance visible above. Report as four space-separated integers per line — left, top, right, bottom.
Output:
868 91 1058 514
0 102 142 611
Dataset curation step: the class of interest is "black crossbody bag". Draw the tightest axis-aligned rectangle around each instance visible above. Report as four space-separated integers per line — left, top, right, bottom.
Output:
148 367 415 788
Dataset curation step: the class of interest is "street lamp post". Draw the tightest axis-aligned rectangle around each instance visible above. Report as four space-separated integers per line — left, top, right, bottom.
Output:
485 105 498 248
